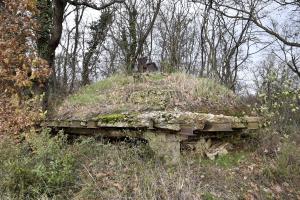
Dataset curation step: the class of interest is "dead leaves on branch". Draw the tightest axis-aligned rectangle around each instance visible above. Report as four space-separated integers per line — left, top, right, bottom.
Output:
0 0 50 135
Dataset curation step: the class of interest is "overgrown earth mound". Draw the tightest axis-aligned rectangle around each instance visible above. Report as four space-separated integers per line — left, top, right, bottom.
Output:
52 73 250 120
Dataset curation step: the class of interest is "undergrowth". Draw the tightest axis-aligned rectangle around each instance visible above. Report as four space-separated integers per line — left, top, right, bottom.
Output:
0 127 299 199
0 130 78 199
262 130 300 189
205 152 247 169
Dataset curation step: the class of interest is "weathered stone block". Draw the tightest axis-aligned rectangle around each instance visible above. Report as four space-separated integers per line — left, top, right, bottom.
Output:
144 131 182 163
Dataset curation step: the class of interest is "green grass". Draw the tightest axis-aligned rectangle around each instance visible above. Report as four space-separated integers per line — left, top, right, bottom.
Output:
93 113 127 122
147 72 165 81
68 74 133 105
199 152 247 169
54 72 246 120
215 152 246 168
68 72 232 106
202 192 218 200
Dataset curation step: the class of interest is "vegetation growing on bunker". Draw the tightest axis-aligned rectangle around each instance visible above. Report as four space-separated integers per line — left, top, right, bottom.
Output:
93 113 127 123
52 73 249 120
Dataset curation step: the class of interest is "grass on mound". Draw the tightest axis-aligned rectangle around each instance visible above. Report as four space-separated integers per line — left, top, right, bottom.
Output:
53 73 247 120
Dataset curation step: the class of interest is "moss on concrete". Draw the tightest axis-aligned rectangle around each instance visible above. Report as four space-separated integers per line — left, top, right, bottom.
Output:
94 113 127 123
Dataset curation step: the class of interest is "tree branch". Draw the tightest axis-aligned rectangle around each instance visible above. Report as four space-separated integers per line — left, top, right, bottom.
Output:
190 0 300 47
135 0 162 59
66 0 124 10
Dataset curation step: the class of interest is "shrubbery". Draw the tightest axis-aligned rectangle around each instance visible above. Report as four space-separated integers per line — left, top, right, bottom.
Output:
274 138 300 185
252 61 300 190
256 69 300 129
0 127 299 199
255 72 300 189
0 129 155 199
262 133 300 189
0 129 78 199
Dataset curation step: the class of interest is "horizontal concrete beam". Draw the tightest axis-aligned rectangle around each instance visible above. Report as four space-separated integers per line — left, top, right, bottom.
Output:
43 111 261 135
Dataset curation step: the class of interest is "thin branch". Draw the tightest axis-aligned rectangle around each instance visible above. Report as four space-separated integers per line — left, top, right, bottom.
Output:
67 0 124 10
191 0 300 47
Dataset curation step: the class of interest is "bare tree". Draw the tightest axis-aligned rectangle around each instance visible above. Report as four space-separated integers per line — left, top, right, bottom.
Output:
191 2 254 90
81 10 113 85
110 0 162 73
157 0 200 73
37 0 124 108
70 5 85 92
190 0 300 47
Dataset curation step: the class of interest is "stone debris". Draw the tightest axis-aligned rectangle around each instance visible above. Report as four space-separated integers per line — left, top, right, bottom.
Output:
205 143 231 160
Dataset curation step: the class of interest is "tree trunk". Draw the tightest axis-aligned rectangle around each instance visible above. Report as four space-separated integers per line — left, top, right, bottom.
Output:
40 0 66 109
70 5 81 92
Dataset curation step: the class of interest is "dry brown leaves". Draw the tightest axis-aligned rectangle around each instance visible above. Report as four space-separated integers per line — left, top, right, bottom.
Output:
0 0 50 136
